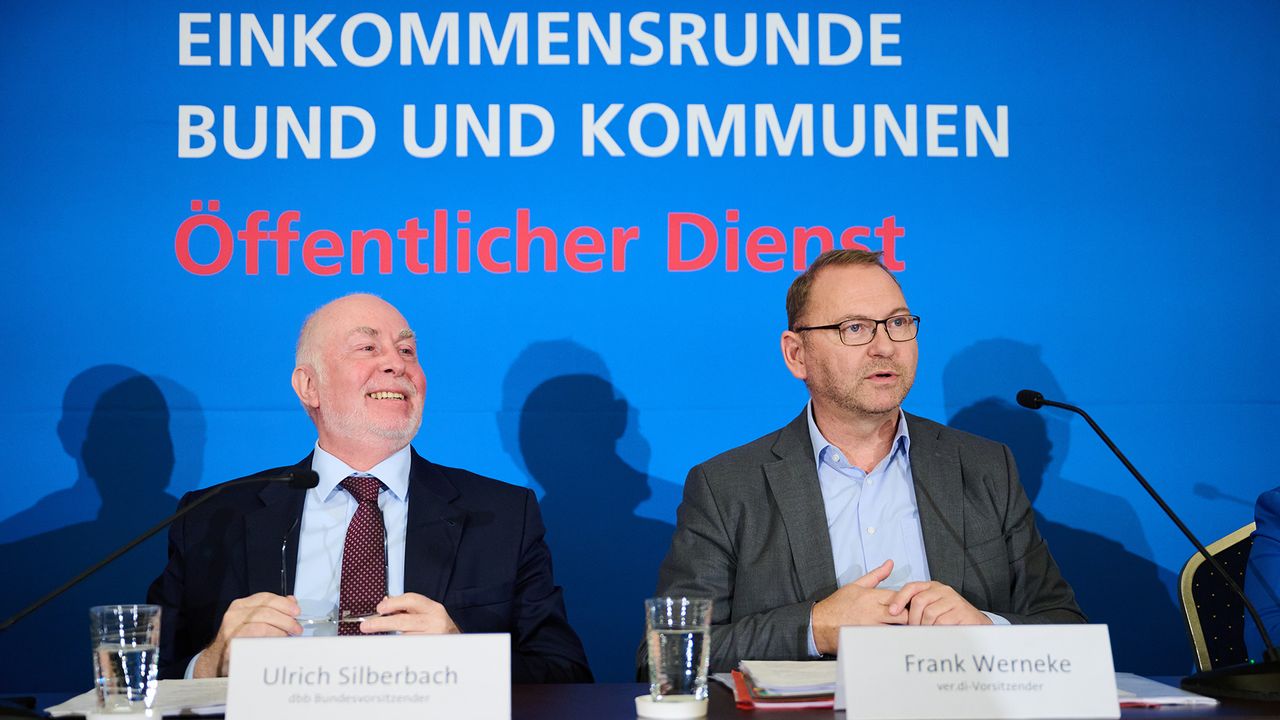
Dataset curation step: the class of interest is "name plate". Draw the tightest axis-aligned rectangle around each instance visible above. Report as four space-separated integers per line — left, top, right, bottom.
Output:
834 625 1118 719
226 634 510 720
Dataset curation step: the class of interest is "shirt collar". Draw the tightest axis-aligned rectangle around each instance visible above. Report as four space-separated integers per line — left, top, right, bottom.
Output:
310 443 412 502
806 402 911 469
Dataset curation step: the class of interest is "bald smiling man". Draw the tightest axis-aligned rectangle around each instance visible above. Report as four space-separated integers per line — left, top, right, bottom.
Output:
147 294 591 683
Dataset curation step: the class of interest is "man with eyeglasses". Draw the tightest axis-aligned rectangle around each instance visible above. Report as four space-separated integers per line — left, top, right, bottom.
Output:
148 293 592 683
651 249 1083 672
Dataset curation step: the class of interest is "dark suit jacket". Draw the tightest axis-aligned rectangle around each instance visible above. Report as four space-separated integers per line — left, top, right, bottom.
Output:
653 410 1084 673
147 449 592 683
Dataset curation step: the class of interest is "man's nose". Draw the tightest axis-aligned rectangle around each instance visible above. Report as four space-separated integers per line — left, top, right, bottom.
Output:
382 350 406 374
867 324 897 356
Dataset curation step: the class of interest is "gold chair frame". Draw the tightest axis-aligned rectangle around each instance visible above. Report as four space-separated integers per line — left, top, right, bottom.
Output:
1179 522 1256 671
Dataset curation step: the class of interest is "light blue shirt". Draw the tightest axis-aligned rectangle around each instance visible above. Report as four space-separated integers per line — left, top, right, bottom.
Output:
293 443 412 613
185 443 412 677
805 405 1006 655
808 405 929 591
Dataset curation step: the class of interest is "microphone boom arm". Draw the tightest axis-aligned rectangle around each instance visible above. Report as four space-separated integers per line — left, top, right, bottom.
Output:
0 470 317 633
1030 393 1279 664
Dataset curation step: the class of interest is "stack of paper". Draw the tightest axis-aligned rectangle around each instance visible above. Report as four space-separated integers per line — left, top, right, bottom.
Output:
46 679 229 717
1115 673 1219 707
732 660 837 709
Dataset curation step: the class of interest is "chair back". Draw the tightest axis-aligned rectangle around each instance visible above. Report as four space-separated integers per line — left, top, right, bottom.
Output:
1178 523 1256 671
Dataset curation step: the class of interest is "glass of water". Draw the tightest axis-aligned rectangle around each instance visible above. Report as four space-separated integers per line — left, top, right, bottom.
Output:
89 604 161 712
645 596 712 702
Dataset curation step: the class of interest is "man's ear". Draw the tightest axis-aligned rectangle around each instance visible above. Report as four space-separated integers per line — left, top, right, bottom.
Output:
292 365 320 409
780 330 808 381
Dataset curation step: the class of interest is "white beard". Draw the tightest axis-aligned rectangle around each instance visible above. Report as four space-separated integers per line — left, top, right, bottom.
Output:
318 403 421 445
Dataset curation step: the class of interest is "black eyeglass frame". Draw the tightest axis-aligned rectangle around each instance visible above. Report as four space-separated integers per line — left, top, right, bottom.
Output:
792 314 922 347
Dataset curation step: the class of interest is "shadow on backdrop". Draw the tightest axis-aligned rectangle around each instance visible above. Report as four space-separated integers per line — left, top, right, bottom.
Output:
1192 482 1256 509
0 365 135 541
501 342 675 682
943 340 1189 674
0 368 204 692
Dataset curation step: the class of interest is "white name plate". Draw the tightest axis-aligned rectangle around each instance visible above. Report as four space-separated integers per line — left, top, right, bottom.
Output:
835 625 1118 720
225 633 510 720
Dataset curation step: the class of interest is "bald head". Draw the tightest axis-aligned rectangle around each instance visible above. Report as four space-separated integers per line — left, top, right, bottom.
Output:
296 293 410 377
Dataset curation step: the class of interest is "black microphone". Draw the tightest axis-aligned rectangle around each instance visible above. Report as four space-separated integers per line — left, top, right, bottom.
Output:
0 468 318 633
1017 389 1280 700
1015 389 1045 410
281 470 321 490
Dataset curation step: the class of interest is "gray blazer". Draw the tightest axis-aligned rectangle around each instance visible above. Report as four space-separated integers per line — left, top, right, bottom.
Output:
652 409 1085 673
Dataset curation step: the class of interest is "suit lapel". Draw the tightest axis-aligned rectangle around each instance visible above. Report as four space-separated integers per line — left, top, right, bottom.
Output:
244 456 312 596
403 450 465 600
907 415 966 592
765 411 838 600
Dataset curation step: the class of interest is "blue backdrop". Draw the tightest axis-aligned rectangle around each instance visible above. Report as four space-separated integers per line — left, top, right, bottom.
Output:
2 0 1278 689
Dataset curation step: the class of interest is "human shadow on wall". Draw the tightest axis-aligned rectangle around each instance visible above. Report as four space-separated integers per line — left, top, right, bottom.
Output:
0 366 204 542
0 365 133 541
943 340 1188 674
501 341 675 682
0 370 200 692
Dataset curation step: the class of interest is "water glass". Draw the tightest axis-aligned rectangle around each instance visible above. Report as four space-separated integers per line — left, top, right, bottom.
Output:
89 604 161 712
645 596 712 702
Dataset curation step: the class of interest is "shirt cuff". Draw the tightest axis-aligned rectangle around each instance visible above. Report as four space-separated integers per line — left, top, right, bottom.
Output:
184 651 202 679
807 608 821 657
982 611 1010 625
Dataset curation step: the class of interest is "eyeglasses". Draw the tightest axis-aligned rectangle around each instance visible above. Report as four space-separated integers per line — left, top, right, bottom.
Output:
280 500 389 628
793 314 921 347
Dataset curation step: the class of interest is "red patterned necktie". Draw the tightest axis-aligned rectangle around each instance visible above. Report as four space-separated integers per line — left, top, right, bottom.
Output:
338 475 386 635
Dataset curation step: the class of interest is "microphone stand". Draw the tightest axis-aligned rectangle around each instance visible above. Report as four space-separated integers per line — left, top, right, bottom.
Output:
1017 389 1280 701
0 470 318 633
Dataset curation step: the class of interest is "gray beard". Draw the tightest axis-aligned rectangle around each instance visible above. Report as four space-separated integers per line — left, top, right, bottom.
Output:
320 405 420 445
